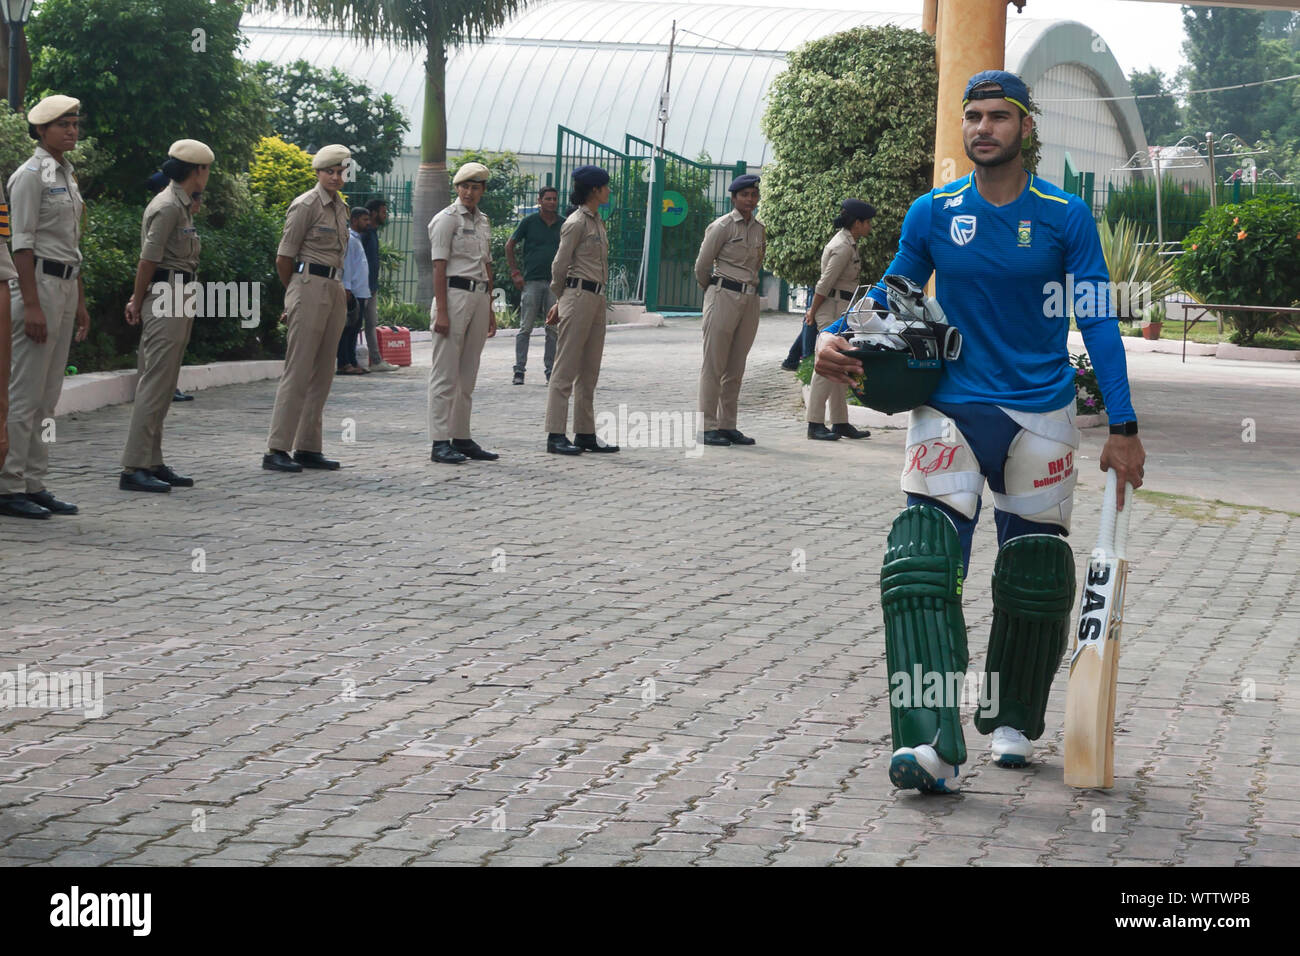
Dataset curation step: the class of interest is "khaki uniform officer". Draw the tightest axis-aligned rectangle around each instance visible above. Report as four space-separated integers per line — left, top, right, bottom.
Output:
544 165 617 455
0 95 88 520
263 144 351 473
806 198 874 442
119 139 213 493
695 173 765 447
427 161 497 464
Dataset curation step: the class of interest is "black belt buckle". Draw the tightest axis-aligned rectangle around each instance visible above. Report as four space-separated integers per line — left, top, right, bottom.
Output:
710 275 751 294
565 277 602 294
39 258 75 280
296 261 336 279
448 275 487 292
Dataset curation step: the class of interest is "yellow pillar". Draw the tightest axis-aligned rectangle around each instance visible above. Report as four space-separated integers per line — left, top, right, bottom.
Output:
922 0 937 35
933 0 1007 188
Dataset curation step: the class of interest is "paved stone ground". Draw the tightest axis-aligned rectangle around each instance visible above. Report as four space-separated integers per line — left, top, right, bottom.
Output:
0 316 1296 867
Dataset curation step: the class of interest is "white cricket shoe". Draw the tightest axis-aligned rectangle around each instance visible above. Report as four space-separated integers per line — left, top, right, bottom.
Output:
889 745 961 794
991 726 1033 768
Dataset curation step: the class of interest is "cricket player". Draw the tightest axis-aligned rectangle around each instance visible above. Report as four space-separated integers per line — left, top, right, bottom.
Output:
816 71 1146 793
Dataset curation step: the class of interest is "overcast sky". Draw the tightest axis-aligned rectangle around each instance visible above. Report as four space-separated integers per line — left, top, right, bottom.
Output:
718 0 1190 81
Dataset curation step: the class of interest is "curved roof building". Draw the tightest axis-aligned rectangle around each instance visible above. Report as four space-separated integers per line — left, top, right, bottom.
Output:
240 0 1148 187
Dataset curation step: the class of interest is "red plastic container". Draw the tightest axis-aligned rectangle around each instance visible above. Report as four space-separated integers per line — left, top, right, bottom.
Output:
377 325 412 366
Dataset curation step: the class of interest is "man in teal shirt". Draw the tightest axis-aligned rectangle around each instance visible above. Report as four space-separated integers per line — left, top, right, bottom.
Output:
506 186 563 384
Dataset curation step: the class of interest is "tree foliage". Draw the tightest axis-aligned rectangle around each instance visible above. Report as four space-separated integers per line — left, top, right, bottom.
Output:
759 26 938 286
27 0 272 199
255 59 410 177
1128 68 1183 146
1183 6 1266 141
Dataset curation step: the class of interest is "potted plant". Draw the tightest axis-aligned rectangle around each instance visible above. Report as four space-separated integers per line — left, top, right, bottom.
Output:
1140 301 1165 340
1097 216 1179 329
1073 352 1107 427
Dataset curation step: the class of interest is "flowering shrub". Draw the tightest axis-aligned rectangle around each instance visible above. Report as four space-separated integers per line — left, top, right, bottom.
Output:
1073 352 1106 416
1176 196 1300 344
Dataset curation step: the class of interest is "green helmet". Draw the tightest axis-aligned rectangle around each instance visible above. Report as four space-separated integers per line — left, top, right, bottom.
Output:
842 276 962 414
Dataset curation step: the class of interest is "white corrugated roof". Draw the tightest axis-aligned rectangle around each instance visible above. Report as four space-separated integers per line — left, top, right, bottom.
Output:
239 0 1141 172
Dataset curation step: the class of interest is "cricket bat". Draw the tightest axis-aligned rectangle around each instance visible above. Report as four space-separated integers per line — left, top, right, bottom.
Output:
1064 469 1134 789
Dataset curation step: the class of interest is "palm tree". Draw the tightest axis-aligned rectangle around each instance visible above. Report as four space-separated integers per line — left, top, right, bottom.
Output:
251 0 532 303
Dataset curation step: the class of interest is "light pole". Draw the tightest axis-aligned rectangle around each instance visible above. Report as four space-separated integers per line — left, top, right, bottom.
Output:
2 0 34 113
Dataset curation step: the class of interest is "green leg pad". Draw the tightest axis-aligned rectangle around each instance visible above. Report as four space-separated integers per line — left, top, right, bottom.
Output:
974 534 1076 739
881 504 969 766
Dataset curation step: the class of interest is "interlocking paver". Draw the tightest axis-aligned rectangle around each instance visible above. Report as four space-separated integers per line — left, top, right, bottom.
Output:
0 317 1295 867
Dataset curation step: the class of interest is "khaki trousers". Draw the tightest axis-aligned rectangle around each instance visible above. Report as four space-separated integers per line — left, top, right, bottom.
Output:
267 273 347 454
121 284 196 469
1 272 79 495
427 287 491 442
698 285 760 431
806 298 848 426
545 289 606 434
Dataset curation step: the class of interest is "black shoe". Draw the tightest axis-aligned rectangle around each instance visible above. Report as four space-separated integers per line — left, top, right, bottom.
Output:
574 433 619 453
702 430 731 446
293 450 340 470
547 434 583 455
173 388 194 402
832 422 870 440
780 359 799 371
0 493 50 518
512 372 525 385
25 490 78 514
151 464 194 487
119 469 171 493
545 371 552 383
431 441 468 464
721 429 755 445
262 450 303 472
453 439 499 461
807 423 840 441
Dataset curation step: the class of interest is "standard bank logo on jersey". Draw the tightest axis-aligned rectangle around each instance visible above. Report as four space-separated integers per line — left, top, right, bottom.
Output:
950 215 977 246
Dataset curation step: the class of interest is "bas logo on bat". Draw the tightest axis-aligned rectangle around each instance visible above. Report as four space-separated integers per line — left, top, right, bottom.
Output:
1076 563 1113 646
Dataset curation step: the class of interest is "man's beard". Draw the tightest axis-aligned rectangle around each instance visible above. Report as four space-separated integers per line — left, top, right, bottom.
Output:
965 138 1022 168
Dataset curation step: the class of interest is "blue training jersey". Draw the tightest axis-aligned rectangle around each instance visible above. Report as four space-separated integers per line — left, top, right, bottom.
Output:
828 172 1135 421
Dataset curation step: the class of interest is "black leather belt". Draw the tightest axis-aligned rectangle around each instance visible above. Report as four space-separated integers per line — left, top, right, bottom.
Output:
829 289 853 302
709 275 757 295
37 258 76 280
152 268 195 284
295 261 339 280
448 275 490 292
565 277 604 294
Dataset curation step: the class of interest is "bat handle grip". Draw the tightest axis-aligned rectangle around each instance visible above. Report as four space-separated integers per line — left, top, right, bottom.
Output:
1097 469 1118 556
1114 482 1135 560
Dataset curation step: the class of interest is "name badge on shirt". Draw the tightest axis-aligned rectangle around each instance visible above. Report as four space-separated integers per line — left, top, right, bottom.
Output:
48 186 68 195
314 225 337 232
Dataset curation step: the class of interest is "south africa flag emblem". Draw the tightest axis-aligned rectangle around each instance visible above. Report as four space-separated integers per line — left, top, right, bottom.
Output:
1018 220 1032 247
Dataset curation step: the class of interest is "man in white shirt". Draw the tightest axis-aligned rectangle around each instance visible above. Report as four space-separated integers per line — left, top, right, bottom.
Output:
337 207 372 375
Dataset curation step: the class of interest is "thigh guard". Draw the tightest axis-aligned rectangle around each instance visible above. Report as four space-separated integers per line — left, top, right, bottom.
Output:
993 405 1080 531
900 405 984 520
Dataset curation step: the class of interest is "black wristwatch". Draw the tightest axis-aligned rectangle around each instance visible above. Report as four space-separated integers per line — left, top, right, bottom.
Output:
1108 420 1138 436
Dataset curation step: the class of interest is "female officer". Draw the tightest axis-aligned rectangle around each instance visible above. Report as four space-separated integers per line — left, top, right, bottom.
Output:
543 165 617 455
118 139 212 492
0 95 88 519
805 199 874 441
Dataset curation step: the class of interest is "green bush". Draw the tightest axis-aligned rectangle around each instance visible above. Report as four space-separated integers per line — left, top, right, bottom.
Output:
377 296 428 331
249 136 317 212
1176 196 1300 344
1103 177 1211 245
